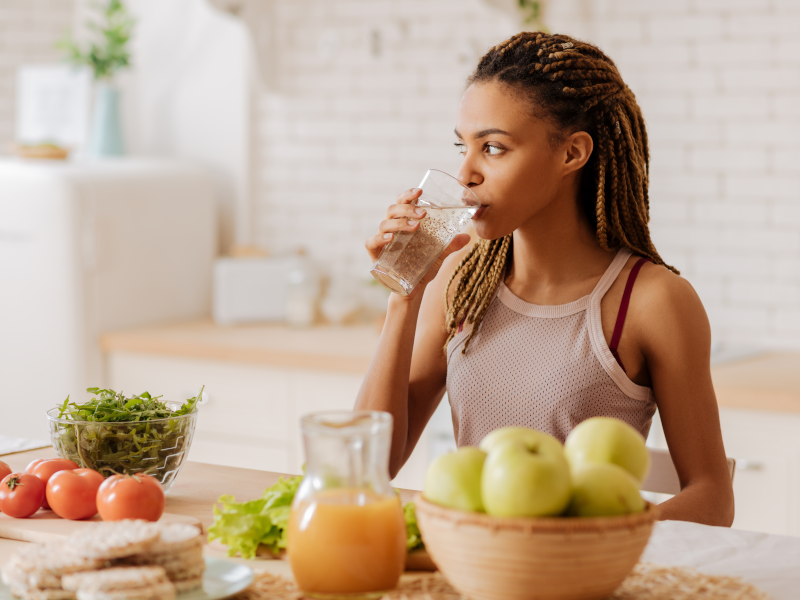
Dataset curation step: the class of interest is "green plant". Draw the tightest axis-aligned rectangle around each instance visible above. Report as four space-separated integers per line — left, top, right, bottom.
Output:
518 0 548 30
58 0 134 80
50 387 200 479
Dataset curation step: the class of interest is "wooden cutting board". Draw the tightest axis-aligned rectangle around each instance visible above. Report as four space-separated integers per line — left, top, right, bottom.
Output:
0 511 202 545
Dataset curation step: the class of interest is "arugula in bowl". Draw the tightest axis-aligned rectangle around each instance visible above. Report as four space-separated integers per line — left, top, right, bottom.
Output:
47 387 201 491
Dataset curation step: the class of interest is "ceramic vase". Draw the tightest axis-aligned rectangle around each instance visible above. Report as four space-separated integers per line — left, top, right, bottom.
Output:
88 81 124 156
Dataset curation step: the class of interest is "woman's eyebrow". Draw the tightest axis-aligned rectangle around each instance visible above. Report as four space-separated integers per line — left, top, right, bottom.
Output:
454 128 512 140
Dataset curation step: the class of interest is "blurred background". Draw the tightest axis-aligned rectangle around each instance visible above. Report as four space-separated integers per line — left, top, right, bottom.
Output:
1 0 799 533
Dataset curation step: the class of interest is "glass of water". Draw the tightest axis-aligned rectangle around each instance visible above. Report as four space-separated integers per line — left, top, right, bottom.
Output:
370 169 480 296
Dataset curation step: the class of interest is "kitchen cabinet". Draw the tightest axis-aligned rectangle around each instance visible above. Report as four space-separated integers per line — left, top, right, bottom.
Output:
719 407 800 536
713 353 800 537
0 159 216 440
646 352 800 537
102 321 432 491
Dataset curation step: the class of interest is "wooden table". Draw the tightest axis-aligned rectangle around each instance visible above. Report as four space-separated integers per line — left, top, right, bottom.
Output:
3 449 800 599
0 448 417 576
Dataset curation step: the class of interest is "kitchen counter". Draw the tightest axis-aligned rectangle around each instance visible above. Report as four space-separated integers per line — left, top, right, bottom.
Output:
102 320 800 413
100 320 380 375
711 352 800 413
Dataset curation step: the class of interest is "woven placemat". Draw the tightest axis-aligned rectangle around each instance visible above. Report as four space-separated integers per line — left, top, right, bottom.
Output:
232 563 770 600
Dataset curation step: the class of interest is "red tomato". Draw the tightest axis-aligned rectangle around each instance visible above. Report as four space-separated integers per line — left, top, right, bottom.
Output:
0 461 11 481
96 474 165 522
46 469 104 520
24 459 45 473
25 458 79 509
0 473 45 518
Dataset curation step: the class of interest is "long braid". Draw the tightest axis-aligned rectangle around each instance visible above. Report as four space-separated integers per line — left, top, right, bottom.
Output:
445 237 512 352
444 31 675 354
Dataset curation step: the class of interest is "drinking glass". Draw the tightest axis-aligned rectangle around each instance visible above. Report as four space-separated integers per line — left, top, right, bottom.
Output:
287 411 406 600
370 169 480 296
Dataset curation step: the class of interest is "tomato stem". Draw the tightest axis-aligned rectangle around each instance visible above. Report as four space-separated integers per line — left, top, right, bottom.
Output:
5 475 21 490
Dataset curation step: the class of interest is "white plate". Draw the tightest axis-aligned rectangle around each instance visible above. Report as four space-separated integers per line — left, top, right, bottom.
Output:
0 558 254 600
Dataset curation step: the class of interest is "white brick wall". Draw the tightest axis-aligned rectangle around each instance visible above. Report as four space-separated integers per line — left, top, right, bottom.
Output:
250 0 800 349
2 1 798 348
539 0 800 347
251 0 517 280
0 0 75 151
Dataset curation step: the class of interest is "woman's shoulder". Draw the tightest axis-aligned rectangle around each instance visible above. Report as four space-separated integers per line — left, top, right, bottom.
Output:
629 257 711 351
634 258 702 311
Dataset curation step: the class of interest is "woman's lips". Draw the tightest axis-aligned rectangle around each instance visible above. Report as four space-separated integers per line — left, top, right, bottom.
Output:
473 206 487 219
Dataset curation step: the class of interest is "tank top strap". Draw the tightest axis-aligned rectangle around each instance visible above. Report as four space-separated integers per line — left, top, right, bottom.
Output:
589 247 633 302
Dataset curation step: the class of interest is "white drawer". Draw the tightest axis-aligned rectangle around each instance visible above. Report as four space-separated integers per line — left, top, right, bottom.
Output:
107 352 292 442
719 407 800 536
189 434 294 474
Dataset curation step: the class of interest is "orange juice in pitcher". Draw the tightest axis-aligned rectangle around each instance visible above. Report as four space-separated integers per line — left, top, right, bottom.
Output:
287 412 406 599
288 489 405 596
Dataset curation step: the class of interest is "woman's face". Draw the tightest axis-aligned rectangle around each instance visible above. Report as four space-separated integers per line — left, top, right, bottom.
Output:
454 80 589 240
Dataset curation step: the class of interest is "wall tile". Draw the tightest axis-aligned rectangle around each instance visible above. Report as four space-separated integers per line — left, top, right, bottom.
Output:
249 0 800 348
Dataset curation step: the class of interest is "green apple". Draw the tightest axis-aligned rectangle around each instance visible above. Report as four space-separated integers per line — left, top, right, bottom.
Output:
566 462 645 517
424 446 487 512
564 417 650 482
481 431 571 517
480 426 564 457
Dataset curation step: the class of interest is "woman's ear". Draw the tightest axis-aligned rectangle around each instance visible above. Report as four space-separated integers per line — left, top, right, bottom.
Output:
563 131 593 175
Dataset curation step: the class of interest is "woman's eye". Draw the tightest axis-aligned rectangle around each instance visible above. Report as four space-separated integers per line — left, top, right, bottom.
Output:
486 144 503 156
454 142 466 155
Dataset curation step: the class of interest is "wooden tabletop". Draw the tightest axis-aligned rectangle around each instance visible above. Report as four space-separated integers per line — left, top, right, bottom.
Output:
0 448 417 573
100 320 380 374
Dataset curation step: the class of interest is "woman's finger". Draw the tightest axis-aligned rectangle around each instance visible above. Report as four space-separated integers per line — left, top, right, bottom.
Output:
385 203 426 221
395 188 422 205
378 217 421 234
365 232 395 261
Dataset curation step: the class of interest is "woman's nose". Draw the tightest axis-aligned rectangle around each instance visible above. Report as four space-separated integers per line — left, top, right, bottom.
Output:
457 154 483 188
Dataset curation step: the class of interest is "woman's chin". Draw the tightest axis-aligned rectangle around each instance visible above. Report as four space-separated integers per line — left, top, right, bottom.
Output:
472 219 510 242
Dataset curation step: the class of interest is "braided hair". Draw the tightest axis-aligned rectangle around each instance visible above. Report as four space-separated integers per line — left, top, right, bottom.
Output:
445 32 675 354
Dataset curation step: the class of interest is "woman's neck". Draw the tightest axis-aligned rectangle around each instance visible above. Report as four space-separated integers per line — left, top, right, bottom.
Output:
505 193 616 306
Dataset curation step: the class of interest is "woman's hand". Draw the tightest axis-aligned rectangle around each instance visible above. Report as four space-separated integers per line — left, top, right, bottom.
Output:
365 188 425 262
365 188 471 298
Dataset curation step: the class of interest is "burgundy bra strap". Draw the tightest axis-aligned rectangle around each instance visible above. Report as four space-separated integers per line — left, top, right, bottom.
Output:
609 257 650 373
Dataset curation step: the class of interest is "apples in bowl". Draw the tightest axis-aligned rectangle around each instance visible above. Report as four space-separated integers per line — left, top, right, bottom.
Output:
417 418 658 600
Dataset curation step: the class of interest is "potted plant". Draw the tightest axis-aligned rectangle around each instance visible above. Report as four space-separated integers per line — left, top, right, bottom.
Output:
59 0 134 156
481 0 548 31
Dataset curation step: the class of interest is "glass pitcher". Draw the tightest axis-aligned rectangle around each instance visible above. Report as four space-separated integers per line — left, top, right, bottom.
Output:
287 411 406 599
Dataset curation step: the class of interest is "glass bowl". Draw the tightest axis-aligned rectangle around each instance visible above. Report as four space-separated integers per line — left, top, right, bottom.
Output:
46 407 197 494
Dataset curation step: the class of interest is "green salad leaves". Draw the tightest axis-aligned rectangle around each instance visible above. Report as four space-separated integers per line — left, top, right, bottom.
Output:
57 388 199 422
208 478 425 559
208 476 302 559
50 387 200 480
404 501 424 552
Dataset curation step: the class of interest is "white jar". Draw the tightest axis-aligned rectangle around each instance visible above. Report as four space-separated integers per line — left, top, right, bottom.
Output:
285 253 320 327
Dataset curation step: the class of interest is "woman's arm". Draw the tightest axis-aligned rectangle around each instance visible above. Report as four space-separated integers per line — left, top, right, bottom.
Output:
355 188 470 478
631 268 735 526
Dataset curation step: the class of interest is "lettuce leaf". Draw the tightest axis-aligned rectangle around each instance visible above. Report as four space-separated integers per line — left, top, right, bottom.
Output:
404 501 424 551
207 475 301 559
208 476 425 558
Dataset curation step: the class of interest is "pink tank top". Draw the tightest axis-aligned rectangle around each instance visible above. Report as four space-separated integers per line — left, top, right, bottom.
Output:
446 248 656 447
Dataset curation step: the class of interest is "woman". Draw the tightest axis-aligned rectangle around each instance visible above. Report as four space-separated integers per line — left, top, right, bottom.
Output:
356 32 734 526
